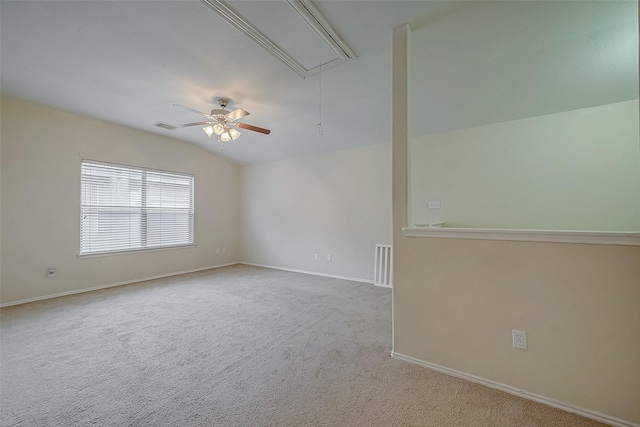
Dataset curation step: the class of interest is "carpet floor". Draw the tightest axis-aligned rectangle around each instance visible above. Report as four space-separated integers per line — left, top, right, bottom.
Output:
1 264 606 426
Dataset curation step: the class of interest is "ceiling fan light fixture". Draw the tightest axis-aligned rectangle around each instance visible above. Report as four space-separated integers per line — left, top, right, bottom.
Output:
229 128 241 140
213 122 226 135
203 126 214 137
165 99 270 145
220 132 232 142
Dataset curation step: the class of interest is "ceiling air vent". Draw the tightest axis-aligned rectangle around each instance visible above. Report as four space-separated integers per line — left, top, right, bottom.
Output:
200 0 356 79
154 122 177 130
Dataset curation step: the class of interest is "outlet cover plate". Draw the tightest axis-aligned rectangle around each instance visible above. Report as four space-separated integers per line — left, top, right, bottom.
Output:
512 330 527 350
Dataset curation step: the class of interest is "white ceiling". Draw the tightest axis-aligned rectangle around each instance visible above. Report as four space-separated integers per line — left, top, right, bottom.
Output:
1 1 637 165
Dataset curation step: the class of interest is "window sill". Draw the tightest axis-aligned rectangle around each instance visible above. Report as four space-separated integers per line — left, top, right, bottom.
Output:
78 244 196 258
402 227 640 246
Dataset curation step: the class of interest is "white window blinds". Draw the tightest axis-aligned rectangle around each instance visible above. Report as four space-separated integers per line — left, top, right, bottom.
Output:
80 161 194 256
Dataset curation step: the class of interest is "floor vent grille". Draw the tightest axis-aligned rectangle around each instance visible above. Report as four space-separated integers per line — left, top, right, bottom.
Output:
373 244 392 288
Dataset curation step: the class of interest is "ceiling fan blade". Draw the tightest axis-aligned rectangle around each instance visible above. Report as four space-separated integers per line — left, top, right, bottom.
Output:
226 108 250 121
174 121 212 128
237 122 271 135
173 104 214 119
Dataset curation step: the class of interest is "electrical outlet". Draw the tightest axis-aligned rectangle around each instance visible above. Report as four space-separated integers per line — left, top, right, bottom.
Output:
46 267 56 278
314 253 319 261
512 330 527 350
327 254 332 262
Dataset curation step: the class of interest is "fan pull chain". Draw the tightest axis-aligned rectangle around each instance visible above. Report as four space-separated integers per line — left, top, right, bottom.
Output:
318 60 323 136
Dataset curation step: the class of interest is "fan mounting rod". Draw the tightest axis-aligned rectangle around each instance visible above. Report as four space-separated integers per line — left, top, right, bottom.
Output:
218 98 230 109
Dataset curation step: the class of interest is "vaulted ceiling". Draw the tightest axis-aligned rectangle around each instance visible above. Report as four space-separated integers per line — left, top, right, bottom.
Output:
1 1 637 165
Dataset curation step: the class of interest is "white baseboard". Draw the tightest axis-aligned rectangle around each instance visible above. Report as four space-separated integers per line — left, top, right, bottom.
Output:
1 262 370 308
0 263 239 308
241 262 374 285
391 352 639 427
374 283 393 289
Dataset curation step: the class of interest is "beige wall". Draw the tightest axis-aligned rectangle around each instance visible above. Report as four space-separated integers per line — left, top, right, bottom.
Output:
393 24 640 426
1 96 240 305
241 143 392 282
1 96 392 304
410 100 640 231
394 238 640 423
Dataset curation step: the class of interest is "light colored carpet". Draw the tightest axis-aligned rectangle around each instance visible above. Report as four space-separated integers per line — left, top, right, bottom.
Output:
1 264 605 427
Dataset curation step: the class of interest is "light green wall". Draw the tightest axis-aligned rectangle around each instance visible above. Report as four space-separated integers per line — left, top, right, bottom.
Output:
407 0 639 232
409 100 640 231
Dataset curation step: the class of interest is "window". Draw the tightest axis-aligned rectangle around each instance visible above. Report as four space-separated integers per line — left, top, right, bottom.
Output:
80 161 194 256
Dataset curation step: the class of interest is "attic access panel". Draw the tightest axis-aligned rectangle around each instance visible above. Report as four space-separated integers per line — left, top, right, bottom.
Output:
200 0 356 78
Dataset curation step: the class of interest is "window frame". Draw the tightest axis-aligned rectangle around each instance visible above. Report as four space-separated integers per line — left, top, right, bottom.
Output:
79 160 195 258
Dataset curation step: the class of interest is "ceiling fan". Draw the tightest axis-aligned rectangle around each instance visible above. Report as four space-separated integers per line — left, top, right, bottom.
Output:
154 98 271 143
